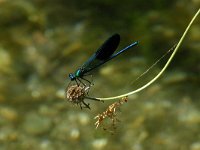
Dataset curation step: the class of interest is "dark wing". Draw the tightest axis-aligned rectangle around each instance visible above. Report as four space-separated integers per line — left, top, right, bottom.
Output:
80 33 120 74
95 33 120 60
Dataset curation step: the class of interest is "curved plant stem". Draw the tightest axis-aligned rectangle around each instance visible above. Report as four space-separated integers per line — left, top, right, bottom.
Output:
95 8 200 101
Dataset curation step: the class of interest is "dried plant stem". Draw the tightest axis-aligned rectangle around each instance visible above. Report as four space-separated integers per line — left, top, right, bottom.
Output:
95 8 200 101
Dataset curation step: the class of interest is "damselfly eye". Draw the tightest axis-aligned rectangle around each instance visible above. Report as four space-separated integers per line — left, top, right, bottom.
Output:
69 73 75 81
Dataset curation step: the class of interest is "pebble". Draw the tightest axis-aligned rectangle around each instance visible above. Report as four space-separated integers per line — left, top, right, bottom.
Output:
0 107 18 122
56 89 65 99
178 109 200 125
92 138 108 149
0 127 18 142
190 142 200 150
69 128 80 140
77 113 90 125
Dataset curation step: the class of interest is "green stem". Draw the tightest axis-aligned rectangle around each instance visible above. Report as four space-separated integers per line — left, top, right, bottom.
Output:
96 8 200 101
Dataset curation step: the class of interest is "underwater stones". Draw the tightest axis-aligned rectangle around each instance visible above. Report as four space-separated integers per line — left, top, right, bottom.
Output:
163 71 187 84
0 127 18 142
178 107 200 125
0 107 18 122
189 25 200 51
0 48 12 74
190 25 200 41
22 113 52 135
50 119 78 141
50 112 90 141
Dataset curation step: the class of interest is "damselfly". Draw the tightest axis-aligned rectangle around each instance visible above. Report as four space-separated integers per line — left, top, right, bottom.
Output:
69 33 138 85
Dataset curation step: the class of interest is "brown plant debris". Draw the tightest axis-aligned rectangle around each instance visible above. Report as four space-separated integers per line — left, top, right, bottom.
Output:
94 96 128 131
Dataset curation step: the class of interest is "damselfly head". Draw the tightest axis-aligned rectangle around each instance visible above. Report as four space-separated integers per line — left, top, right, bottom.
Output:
69 73 76 81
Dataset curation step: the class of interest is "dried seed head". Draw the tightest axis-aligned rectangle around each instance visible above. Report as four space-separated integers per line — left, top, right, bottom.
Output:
66 84 91 109
66 85 86 104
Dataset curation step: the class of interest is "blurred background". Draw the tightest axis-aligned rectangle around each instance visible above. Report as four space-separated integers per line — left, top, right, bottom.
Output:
0 0 199 150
